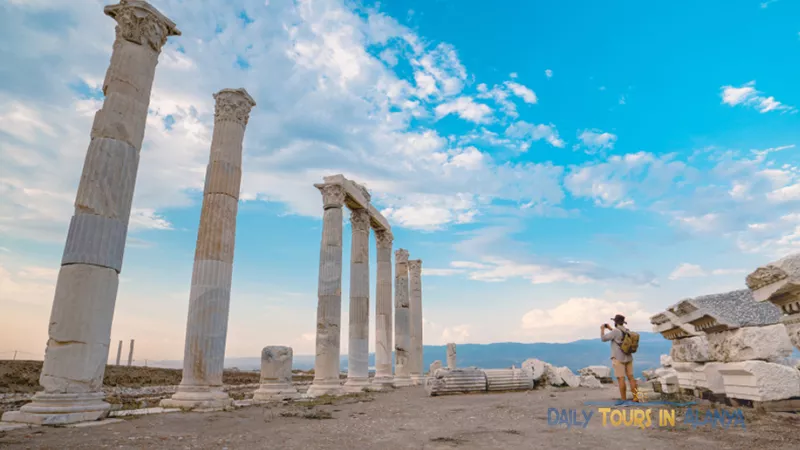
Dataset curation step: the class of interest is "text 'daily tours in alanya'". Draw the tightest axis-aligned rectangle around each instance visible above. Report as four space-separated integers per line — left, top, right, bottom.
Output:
547 403 746 430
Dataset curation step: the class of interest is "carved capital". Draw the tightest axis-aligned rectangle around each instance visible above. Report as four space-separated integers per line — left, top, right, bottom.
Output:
104 1 181 53
316 183 345 209
214 88 257 128
395 248 409 263
408 259 422 273
746 265 789 290
375 229 394 249
350 208 370 232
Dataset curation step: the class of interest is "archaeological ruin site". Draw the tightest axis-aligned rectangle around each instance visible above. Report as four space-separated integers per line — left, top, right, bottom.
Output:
1 1 800 448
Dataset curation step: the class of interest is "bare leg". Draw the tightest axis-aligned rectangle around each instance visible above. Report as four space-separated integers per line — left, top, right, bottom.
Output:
617 377 626 400
628 375 638 401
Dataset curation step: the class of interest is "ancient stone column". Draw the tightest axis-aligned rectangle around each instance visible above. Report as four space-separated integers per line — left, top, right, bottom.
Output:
127 339 134 366
344 208 371 393
393 249 412 387
115 341 123 366
447 343 457 369
372 229 394 389
306 183 346 397
408 259 424 384
161 88 255 411
1 1 179 427
253 346 299 402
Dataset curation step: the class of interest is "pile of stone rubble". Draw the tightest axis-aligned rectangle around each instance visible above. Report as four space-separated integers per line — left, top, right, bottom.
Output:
646 253 800 408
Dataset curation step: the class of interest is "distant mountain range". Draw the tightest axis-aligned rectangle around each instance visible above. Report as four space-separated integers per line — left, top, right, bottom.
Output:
147 331 672 377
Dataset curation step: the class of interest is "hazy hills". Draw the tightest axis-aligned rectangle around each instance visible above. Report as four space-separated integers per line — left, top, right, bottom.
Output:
149 332 672 376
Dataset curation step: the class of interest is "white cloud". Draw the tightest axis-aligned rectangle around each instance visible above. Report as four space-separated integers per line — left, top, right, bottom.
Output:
423 268 464 276
505 121 565 148
721 81 795 113
434 96 493 124
441 324 471 343
504 81 537 104
618 95 626 105
545 69 552 79
509 72 518 79
520 297 653 341
668 262 746 280
575 129 617 154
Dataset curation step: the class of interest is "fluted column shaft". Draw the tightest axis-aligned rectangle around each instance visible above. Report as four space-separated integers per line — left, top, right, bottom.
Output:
344 209 371 392
447 343 457 369
393 249 412 386
373 229 394 387
306 183 346 397
408 259 423 384
2 1 180 427
163 88 255 410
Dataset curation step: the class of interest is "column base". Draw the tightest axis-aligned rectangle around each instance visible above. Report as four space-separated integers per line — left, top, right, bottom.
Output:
305 378 344 397
1 392 110 426
252 383 300 403
159 385 233 411
342 377 371 393
411 374 425 385
368 376 395 391
393 376 414 388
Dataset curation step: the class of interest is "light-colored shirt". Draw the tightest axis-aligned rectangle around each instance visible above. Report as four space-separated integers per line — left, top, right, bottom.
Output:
601 326 632 363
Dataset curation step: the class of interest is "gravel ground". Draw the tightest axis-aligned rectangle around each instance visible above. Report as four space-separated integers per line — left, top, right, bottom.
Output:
1 386 799 449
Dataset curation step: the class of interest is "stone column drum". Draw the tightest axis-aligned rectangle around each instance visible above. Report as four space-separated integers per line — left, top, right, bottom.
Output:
253 346 299 402
393 249 413 387
306 183 346 397
1 0 180 426
372 229 394 389
344 209 371 393
408 259 424 384
161 88 256 411
447 343 456 369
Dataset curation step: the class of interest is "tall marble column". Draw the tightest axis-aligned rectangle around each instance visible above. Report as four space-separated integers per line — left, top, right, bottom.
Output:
306 183 346 397
161 88 255 411
393 249 412 387
1 0 180 426
408 259 424 384
447 343 457 369
343 208 371 392
372 229 394 389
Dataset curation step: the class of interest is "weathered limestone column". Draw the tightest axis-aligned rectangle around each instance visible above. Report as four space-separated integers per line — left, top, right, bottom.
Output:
115 341 123 366
306 183 346 397
372 229 394 389
393 249 413 387
253 346 299 402
1 1 179 427
127 339 134 366
344 208 371 393
447 343 457 369
409 259 424 384
161 88 255 411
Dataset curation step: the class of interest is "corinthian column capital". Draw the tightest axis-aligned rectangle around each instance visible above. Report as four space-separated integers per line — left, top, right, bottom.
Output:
350 208 370 232
316 183 345 209
104 0 181 53
375 229 394 249
214 88 257 128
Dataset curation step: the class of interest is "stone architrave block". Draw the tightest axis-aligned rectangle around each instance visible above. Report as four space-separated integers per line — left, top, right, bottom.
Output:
579 375 603 389
667 289 782 334
74 137 139 221
706 324 793 363
701 362 726 394
578 366 611 379
556 367 581 388
746 252 800 304
425 368 487 396
203 160 242 199
717 360 800 402
61 213 127 273
670 336 710 363
671 362 701 389
194 193 238 263
484 369 533 391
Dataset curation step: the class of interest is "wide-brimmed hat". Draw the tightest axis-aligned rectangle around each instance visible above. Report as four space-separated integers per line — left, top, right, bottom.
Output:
611 314 626 324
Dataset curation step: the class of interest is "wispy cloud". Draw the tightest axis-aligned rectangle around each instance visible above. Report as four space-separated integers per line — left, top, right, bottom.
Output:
721 81 795 114
668 262 747 280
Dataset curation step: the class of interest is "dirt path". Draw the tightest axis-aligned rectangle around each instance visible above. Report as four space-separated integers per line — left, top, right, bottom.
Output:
1 386 798 449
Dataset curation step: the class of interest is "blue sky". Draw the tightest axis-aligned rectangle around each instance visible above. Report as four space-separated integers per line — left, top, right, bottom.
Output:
1 0 799 363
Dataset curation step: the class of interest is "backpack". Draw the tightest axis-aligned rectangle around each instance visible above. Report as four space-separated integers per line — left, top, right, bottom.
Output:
619 329 639 354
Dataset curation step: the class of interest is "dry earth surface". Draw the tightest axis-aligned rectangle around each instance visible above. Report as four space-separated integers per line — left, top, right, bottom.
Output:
1 386 799 449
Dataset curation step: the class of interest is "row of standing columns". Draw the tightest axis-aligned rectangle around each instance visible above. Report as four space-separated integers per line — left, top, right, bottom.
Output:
306 179 425 396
